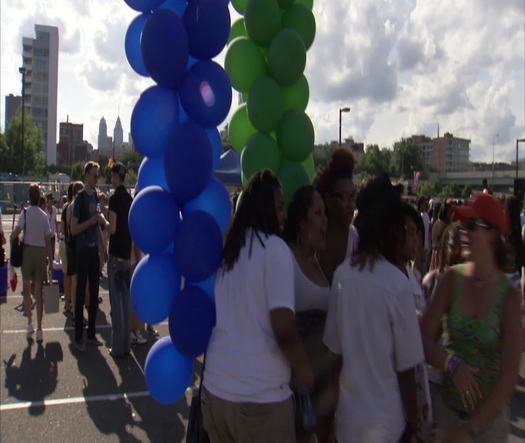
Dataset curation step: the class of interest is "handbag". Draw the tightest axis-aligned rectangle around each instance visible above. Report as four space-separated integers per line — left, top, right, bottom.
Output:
10 209 26 268
186 357 210 443
292 384 317 438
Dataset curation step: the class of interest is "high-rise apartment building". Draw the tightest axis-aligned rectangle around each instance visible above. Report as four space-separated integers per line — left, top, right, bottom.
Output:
22 25 59 166
4 94 22 130
113 116 123 147
57 120 83 166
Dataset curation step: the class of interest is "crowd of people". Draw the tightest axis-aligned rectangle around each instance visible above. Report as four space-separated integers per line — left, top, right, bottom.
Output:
5 151 525 442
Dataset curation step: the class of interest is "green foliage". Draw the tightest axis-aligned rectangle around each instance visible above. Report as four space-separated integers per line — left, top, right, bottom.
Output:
70 162 84 181
121 150 143 173
391 138 424 178
1 108 44 175
461 185 472 200
125 169 138 187
95 154 111 185
312 142 338 176
356 144 393 177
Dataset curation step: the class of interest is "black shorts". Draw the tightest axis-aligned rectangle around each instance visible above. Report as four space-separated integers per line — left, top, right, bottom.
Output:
66 244 77 276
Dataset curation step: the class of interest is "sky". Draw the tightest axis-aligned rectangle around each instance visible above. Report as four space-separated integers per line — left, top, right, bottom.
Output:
1 0 524 163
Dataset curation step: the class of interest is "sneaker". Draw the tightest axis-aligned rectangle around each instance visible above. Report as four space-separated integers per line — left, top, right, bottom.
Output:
74 341 86 352
86 337 103 346
26 323 34 338
36 330 43 342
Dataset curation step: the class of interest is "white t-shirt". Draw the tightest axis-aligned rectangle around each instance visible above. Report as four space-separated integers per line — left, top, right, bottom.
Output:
16 206 51 248
407 265 426 313
292 254 330 312
204 229 295 403
46 206 58 237
324 257 424 442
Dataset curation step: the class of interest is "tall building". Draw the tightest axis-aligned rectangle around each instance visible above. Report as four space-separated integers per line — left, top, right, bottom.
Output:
113 116 123 147
403 135 433 169
4 94 22 131
57 120 83 166
432 132 470 173
98 116 109 149
22 25 59 165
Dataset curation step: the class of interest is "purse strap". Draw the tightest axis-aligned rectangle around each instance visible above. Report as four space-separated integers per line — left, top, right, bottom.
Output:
198 353 206 398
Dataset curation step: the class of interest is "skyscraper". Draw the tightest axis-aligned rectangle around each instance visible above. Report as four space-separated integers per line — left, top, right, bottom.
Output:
4 94 22 131
22 25 59 166
113 116 123 147
98 117 108 149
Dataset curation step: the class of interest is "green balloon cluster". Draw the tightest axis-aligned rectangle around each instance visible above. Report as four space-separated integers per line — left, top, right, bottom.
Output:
226 0 317 206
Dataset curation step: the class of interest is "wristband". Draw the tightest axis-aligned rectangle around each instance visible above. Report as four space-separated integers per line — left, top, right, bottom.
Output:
443 353 453 372
448 355 460 374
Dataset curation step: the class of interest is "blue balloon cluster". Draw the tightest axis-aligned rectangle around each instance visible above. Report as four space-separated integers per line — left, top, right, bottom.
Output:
123 0 232 405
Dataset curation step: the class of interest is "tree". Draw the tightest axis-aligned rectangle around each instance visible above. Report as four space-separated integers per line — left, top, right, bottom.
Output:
356 144 393 178
440 183 463 198
121 150 143 173
2 108 44 175
461 185 472 200
125 169 138 187
70 162 84 181
312 142 338 175
95 154 111 184
390 138 424 179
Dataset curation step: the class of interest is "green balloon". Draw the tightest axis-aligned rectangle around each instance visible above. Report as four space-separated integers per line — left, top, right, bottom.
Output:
302 153 316 182
282 3 316 50
241 133 282 186
283 74 309 111
231 0 248 14
228 18 248 44
245 0 282 47
278 161 311 207
268 29 306 86
296 0 313 9
278 0 295 9
247 76 284 132
229 104 257 153
225 37 267 93
277 110 314 162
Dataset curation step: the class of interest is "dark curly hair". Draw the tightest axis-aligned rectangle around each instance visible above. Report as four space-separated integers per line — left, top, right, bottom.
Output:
282 185 316 244
222 169 282 271
315 148 355 197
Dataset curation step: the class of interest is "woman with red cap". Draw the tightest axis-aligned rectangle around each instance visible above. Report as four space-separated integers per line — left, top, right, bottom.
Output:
421 193 523 442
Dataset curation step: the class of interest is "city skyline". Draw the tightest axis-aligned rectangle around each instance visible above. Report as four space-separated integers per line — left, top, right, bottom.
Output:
1 0 524 165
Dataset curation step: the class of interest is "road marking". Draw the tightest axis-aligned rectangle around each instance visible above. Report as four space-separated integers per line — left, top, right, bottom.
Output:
0 390 151 411
1 321 168 334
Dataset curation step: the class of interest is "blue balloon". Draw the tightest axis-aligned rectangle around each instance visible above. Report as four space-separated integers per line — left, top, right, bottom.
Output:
125 13 150 77
180 60 232 128
187 273 216 300
129 186 180 254
144 336 193 404
164 122 213 203
125 0 164 11
178 97 190 124
141 9 189 87
137 157 169 191
173 210 222 281
131 253 181 324
169 285 216 358
205 128 222 170
182 177 231 233
131 86 179 158
159 0 187 15
183 0 231 59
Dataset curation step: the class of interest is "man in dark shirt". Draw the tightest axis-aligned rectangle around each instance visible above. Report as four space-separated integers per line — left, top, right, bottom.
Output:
71 161 108 351
107 163 133 358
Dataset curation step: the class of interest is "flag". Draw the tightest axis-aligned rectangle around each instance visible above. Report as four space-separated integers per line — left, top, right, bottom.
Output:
413 170 420 188
108 156 115 169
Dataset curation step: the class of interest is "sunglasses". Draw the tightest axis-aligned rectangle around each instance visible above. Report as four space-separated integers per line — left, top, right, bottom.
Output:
461 219 492 231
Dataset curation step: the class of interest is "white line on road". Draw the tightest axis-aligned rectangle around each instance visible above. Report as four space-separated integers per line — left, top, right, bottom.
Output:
0 390 151 411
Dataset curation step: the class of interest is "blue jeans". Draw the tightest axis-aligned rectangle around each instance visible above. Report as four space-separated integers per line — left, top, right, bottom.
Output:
108 255 131 356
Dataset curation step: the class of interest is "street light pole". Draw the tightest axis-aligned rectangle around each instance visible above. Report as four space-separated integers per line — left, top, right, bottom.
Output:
339 107 350 147
491 133 499 183
18 67 26 176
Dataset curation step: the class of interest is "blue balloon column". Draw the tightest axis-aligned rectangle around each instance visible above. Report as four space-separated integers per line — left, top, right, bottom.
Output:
124 0 232 405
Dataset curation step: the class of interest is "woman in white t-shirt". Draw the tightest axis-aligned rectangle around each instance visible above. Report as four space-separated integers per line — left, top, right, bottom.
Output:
12 184 52 342
282 185 335 442
323 175 424 443
202 170 314 443
315 149 357 284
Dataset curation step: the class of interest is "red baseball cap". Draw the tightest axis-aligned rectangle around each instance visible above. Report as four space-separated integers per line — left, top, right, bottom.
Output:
453 193 509 235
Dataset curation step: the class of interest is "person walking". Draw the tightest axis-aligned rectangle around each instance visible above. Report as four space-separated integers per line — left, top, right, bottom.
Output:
202 170 314 443
70 162 108 351
422 193 523 442
106 163 133 358
11 184 53 342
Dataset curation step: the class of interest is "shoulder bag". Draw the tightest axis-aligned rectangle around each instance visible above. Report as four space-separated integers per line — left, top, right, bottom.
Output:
10 208 26 268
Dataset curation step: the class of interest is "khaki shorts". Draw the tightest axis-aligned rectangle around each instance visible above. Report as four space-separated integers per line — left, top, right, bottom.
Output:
202 387 295 443
21 245 46 282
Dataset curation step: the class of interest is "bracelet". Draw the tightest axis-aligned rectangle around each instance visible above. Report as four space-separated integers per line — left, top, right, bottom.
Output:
443 353 453 372
448 355 460 374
